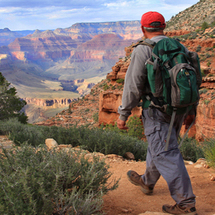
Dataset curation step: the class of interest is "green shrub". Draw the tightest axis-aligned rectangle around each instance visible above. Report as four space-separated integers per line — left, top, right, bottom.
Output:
205 47 213 51
79 127 148 161
211 21 215 27
68 106 73 114
188 32 197 39
104 122 121 132
104 115 145 140
200 69 206 77
204 99 210 105
111 85 116 90
179 137 204 162
116 79 124 84
203 139 215 168
207 61 211 67
103 84 109 91
196 45 202 52
0 118 46 146
126 115 144 139
2 119 211 164
199 53 206 61
202 21 209 31
180 34 190 40
0 144 118 214
206 53 211 58
117 85 123 90
199 88 208 95
93 112 99 122
0 118 148 161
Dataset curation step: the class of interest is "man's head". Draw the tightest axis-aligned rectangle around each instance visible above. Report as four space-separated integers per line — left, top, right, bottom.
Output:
141 11 166 31
140 11 166 38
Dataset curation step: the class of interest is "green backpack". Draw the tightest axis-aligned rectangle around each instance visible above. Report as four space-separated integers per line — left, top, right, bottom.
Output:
142 37 202 149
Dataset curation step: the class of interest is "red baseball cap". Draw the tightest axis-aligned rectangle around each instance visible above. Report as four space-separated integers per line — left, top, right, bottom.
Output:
141 11 166 29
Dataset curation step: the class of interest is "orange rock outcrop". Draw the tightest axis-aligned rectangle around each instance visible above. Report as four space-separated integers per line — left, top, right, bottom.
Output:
100 37 215 141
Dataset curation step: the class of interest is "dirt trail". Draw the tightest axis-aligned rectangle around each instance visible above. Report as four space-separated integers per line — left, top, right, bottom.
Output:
102 158 215 215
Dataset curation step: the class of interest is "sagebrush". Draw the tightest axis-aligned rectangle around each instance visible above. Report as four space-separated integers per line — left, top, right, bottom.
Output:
179 137 204 162
0 118 209 162
0 118 148 161
203 139 215 168
0 144 119 215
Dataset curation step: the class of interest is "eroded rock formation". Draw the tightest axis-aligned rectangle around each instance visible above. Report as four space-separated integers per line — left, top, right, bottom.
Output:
99 36 215 141
24 98 72 107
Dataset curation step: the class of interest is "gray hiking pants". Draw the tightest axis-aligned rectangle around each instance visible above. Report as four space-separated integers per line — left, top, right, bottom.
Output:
141 108 196 208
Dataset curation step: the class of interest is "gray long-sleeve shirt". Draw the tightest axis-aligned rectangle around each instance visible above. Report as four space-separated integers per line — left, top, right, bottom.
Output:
118 35 168 121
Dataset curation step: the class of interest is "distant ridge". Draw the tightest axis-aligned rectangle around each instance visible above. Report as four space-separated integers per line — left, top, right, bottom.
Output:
65 21 141 40
0 28 11 33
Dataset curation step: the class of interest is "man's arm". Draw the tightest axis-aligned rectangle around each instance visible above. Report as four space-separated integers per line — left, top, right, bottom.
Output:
117 118 128 130
117 45 150 129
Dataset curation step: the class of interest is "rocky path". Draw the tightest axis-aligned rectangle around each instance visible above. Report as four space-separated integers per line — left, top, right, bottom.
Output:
102 157 215 215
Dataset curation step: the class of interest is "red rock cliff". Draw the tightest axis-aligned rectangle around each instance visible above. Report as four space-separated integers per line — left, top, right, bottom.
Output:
99 35 215 141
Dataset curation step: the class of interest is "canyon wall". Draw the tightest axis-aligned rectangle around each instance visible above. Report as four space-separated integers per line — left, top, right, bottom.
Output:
23 97 76 124
99 35 215 141
24 98 73 108
65 21 142 40
0 23 141 123
69 34 133 62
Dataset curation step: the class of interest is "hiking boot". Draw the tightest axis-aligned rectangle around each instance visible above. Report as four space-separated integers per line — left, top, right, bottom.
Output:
162 204 197 215
127 170 153 195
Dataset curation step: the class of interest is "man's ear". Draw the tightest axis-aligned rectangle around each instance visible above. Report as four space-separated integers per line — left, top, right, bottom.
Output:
141 26 145 34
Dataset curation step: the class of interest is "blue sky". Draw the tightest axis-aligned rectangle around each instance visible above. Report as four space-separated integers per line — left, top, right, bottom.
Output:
0 0 199 31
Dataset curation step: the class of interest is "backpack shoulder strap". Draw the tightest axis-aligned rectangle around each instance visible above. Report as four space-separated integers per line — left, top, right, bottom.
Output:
133 39 156 49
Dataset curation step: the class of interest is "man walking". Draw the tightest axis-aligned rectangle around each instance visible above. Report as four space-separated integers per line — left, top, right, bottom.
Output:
117 11 198 215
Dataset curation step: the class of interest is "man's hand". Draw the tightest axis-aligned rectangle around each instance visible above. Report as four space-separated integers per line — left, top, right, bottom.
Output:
183 115 195 129
117 118 128 130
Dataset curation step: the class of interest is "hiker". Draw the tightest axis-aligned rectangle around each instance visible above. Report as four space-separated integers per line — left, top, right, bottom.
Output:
117 11 199 215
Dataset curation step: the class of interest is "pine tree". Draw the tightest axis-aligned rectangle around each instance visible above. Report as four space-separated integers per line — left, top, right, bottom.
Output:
0 72 28 123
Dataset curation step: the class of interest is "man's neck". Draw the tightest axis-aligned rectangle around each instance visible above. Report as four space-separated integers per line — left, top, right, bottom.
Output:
144 29 165 39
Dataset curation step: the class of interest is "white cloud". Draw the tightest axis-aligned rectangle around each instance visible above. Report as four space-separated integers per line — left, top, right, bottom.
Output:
0 0 200 30
104 1 129 7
